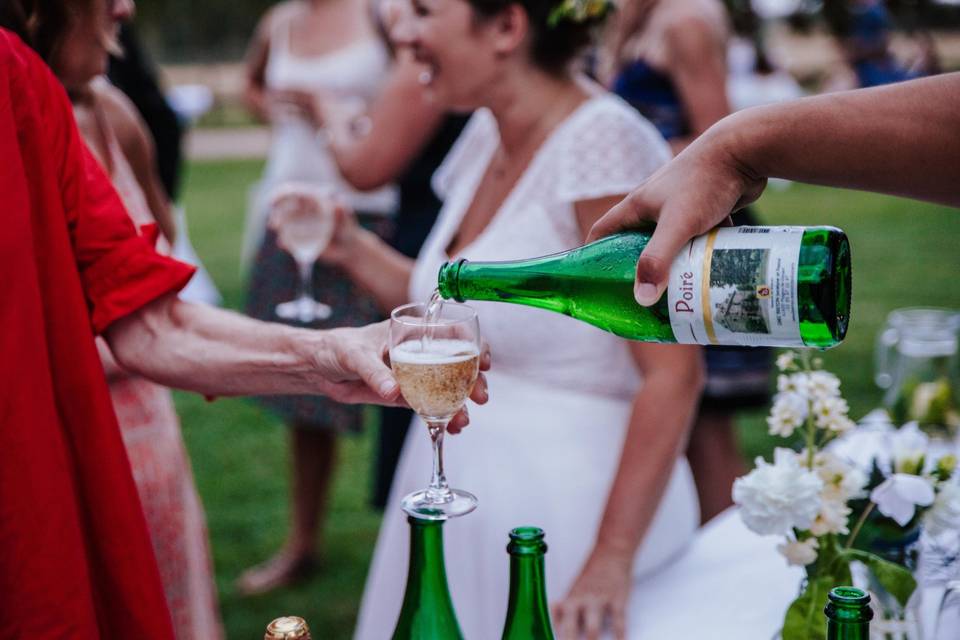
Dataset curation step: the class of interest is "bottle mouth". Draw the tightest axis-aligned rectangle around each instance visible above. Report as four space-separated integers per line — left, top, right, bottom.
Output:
507 527 547 554
829 587 870 606
437 259 467 302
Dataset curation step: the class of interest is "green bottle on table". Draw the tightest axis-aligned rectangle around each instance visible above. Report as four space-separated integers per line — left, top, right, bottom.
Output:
501 527 555 640
437 226 851 348
824 586 872 639
391 515 464 640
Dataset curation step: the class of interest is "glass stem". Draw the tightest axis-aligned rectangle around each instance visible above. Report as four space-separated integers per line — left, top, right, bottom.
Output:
297 259 315 301
426 420 451 502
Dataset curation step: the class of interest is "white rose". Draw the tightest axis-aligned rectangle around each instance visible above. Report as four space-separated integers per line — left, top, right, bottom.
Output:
810 496 852 536
768 391 810 437
807 371 842 400
734 448 824 536
777 537 819 566
870 473 936 527
925 482 960 537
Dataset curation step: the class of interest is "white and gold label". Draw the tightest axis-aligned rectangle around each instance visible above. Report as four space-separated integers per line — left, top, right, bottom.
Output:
667 226 804 347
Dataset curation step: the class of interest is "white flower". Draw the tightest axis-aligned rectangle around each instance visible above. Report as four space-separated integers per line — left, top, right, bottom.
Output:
807 371 842 400
811 497 852 535
925 483 960 537
777 373 810 396
777 537 819 566
814 450 868 501
812 396 853 432
776 351 797 372
870 473 936 526
889 422 929 474
768 391 810 437
734 448 824 536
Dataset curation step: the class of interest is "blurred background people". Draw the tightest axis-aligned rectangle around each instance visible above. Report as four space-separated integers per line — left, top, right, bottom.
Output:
285 0 709 636
47 0 223 636
318 0 470 510
238 0 398 596
823 0 939 90
599 0 772 524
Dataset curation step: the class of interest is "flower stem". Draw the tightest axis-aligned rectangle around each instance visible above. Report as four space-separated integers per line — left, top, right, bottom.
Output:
845 502 876 550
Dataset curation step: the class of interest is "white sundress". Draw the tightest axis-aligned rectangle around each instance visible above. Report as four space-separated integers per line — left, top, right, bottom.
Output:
354 94 701 639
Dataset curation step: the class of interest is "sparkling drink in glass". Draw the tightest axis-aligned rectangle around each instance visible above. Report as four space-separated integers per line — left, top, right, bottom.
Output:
272 184 336 323
390 301 480 520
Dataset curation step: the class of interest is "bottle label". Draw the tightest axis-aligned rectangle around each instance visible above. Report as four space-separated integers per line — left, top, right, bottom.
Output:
667 226 804 347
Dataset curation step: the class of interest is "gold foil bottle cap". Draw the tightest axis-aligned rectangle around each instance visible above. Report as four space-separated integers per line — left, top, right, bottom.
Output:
264 616 311 640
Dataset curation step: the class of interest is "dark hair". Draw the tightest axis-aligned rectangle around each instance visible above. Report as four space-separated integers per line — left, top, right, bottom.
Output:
0 0 94 62
466 0 608 74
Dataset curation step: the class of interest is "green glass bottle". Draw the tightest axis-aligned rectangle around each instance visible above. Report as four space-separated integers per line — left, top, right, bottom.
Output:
391 516 464 640
437 226 851 348
824 586 872 639
501 527 555 640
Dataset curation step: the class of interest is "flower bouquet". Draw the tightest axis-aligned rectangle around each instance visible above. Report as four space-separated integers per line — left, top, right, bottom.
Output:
733 352 960 640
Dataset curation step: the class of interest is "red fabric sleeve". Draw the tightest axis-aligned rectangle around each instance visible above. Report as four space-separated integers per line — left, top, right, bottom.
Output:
44 61 195 334
73 151 195 333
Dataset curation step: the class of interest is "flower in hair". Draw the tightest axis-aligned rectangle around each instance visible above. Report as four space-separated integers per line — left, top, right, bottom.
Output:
547 0 614 27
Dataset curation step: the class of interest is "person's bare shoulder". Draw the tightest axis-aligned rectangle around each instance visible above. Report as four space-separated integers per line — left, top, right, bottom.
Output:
93 80 151 157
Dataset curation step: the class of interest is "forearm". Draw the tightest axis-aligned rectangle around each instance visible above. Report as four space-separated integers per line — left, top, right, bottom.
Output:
105 295 345 397
717 73 960 206
337 227 415 313
593 367 703 560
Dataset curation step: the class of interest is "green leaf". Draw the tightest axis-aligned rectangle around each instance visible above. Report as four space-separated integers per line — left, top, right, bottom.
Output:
782 576 834 640
847 550 917 608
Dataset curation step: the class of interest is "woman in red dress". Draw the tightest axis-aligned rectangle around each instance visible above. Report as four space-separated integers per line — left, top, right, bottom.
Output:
0 7 482 635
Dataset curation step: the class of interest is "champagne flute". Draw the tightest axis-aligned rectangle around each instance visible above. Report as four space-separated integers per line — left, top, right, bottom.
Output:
390 302 480 519
272 183 336 323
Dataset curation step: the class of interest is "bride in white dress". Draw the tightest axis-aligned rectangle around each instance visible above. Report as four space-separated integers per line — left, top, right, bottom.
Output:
316 0 704 636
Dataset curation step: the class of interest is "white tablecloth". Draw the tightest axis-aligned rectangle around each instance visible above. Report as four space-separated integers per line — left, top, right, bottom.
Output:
624 507 802 639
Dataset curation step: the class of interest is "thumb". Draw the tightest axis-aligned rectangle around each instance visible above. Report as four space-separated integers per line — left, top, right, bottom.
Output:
348 347 400 400
633 201 698 306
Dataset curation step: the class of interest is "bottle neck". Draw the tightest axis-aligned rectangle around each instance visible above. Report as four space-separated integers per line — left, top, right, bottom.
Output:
507 553 551 612
405 517 452 597
825 587 871 640
393 517 463 639
503 550 554 638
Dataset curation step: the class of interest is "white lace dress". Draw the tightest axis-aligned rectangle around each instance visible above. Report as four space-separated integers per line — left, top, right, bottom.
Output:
354 95 700 639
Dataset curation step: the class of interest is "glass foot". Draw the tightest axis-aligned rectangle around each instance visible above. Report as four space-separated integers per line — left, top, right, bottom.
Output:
276 297 332 323
400 488 478 520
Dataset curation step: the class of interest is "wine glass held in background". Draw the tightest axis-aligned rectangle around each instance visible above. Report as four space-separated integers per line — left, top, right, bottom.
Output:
269 183 338 323
389 301 482 520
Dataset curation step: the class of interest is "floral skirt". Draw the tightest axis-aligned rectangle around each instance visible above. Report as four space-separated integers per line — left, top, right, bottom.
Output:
245 213 392 432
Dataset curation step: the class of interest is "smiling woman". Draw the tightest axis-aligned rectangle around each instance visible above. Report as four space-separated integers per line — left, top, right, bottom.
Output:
317 0 706 636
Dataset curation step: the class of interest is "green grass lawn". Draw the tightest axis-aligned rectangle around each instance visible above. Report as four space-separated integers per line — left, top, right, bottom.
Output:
178 159 960 638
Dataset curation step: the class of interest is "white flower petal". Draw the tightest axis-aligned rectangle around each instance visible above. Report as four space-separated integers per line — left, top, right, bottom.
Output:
870 474 936 526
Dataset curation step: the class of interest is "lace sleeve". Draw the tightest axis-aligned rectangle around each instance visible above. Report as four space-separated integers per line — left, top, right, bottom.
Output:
554 97 672 204
432 108 497 200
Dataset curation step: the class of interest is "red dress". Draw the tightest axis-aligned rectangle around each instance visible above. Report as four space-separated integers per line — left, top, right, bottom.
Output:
0 30 194 639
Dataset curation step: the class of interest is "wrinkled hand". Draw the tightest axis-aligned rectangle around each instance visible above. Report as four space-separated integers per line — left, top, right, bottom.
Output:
316 321 491 433
586 122 767 306
553 548 633 640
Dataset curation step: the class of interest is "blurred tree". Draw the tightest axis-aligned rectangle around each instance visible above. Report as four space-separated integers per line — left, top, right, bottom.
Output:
136 0 276 62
